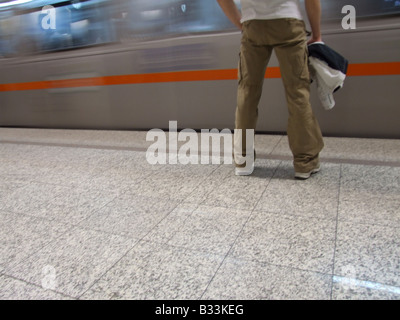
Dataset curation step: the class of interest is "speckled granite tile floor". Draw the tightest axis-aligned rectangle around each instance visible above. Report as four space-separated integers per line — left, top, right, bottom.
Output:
0 128 399 300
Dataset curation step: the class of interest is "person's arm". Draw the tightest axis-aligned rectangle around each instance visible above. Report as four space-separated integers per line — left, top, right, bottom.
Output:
217 0 242 30
304 0 322 44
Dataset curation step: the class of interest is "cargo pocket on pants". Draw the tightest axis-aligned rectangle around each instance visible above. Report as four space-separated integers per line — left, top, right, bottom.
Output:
238 52 243 85
297 48 310 82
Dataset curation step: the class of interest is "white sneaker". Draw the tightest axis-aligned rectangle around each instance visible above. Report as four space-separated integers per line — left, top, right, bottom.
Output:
235 162 255 176
295 165 321 180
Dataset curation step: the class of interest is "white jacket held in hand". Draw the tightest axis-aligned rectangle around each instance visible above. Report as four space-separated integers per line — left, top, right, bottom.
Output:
308 42 349 110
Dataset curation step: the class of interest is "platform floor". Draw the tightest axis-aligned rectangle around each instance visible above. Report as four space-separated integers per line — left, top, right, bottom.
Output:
1 128 400 300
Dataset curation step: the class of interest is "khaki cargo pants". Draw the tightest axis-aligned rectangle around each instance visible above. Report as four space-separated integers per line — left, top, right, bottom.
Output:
235 18 324 173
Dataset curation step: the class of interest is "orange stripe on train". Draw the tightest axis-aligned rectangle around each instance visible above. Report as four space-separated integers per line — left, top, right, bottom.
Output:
0 62 399 92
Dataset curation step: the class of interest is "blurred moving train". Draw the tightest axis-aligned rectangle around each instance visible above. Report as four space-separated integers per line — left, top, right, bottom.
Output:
0 0 399 138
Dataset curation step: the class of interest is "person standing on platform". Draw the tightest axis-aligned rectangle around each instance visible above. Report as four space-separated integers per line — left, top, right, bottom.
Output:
217 0 325 179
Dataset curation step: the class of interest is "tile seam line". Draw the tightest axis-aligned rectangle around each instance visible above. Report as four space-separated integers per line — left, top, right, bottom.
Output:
1 140 400 167
0 273 76 300
76 188 187 299
199 163 280 300
329 163 343 300
268 135 286 156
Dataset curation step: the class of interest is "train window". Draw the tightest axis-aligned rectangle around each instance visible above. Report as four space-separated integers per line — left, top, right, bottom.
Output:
111 0 240 40
0 0 115 56
0 0 240 57
2 0 398 58
314 0 400 20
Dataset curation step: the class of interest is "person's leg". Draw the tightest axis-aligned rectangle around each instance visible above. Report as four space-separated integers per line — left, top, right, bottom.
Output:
235 21 273 169
272 19 324 174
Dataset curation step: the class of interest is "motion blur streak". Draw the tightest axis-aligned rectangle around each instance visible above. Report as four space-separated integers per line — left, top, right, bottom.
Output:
1 62 400 92
1 0 400 138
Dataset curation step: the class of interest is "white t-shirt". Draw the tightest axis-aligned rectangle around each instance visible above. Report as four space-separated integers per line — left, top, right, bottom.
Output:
240 0 303 22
